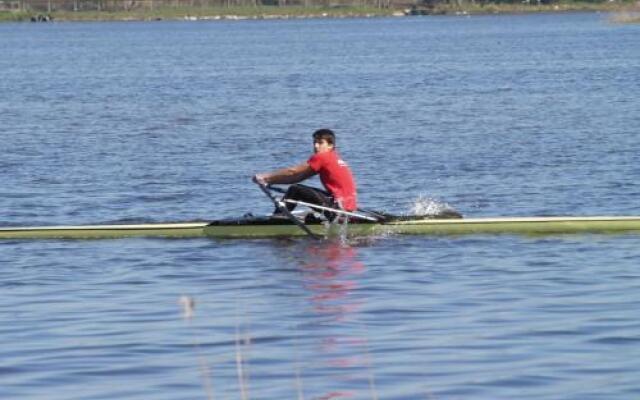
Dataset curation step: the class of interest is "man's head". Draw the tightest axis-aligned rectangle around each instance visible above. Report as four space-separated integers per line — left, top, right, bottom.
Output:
312 129 335 153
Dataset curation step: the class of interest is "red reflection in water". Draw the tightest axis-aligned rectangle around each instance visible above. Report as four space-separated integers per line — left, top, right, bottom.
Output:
297 241 378 400
315 391 356 399
301 243 365 320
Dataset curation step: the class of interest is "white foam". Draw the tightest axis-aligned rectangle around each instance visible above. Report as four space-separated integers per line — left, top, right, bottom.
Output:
409 195 458 217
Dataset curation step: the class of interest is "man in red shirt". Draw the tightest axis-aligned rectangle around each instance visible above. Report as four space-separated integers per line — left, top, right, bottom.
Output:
253 129 357 219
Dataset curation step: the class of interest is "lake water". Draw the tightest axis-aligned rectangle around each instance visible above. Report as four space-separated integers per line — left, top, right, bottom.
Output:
2 12 640 399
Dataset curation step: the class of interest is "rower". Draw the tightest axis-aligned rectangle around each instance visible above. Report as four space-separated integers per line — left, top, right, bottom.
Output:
252 129 357 221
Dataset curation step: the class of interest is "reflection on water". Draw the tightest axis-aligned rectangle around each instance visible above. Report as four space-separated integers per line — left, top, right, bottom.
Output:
301 242 364 318
180 240 379 400
294 240 378 400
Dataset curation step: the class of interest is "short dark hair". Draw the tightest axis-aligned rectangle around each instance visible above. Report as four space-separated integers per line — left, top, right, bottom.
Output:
312 129 336 146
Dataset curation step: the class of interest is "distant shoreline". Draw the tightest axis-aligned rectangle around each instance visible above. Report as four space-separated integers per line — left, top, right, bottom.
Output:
1 3 639 23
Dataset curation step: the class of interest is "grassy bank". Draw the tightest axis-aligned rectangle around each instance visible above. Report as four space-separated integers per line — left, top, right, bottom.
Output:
1 6 393 22
431 1 636 15
1 2 639 22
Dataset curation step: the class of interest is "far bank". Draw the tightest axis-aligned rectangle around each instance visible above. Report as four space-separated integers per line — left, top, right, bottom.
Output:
1 2 639 23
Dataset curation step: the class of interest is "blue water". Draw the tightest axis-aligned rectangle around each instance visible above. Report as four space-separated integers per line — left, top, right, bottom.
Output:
2 12 640 399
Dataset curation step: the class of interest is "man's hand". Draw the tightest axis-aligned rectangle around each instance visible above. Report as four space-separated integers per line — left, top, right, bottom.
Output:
252 174 267 185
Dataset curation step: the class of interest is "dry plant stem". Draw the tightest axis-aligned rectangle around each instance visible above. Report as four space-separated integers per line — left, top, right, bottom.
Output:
179 296 216 400
235 324 250 400
197 345 216 400
292 325 306 400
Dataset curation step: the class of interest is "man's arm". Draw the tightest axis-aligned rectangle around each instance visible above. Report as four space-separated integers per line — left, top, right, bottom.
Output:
254 163 316 185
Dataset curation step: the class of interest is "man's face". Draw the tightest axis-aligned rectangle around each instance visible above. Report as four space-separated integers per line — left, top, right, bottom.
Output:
314 138 333 154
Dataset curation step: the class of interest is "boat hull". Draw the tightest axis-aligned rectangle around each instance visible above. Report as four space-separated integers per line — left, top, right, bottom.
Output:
202 216 640 239
0 222 209 240
381 216 640 236
2 216 640 240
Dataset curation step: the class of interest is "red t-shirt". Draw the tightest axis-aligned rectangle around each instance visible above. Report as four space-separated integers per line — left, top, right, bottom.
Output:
307 150 357 211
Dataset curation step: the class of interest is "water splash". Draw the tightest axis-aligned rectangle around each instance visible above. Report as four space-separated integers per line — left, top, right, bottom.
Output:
338 217 350 246
408 195 459 217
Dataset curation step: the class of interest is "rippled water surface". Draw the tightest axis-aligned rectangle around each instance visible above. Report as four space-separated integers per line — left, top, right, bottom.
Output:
2 13 640 399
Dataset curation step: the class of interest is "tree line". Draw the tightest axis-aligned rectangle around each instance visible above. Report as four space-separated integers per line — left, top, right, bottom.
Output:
0 0 618 12
4 0 389 10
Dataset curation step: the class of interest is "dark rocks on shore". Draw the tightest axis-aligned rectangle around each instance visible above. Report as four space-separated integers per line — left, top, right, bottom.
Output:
31 14 52 22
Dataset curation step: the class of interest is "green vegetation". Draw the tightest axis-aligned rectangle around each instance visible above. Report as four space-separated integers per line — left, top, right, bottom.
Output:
427 1 632 15
0 10 30 21
0 0 638 22
15 5 394 21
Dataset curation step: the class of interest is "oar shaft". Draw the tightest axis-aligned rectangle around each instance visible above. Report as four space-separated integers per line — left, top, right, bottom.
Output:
283 199 378 221
258 184 320 240
266 185 287 194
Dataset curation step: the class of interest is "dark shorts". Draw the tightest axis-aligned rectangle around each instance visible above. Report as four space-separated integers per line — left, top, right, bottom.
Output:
283 184 338 219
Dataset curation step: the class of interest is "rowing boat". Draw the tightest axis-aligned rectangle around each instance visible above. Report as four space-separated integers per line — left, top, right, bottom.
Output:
0 222 209 240
3 215 640 240
204 215 640 238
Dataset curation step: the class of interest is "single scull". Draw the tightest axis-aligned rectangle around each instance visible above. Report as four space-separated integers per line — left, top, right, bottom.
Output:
3 215 640 240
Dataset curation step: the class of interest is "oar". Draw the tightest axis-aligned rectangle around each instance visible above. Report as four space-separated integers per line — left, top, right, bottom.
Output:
356 208 392 222
269 185 382 222
267 185 287 194
257 183 321 240
283 199 378 221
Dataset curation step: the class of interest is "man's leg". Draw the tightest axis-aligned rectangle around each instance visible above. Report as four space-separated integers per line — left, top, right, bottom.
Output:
281 184 337 219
